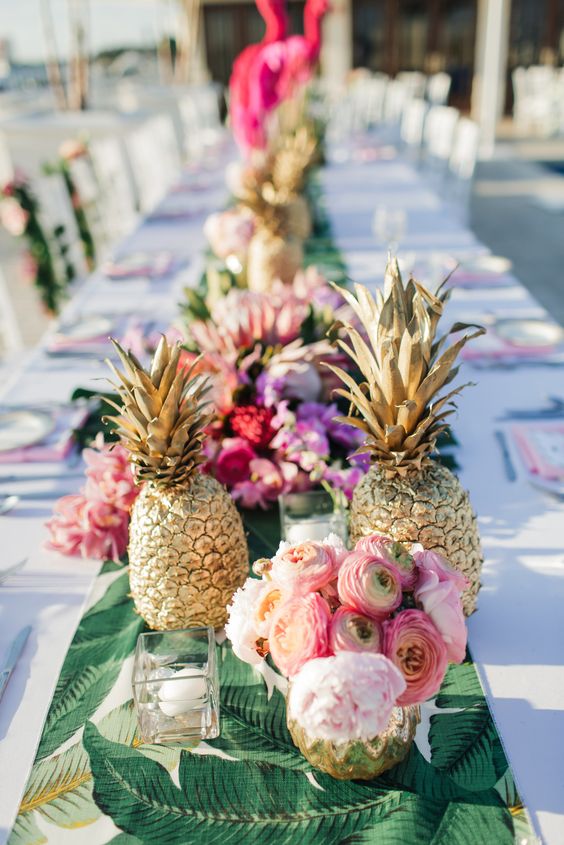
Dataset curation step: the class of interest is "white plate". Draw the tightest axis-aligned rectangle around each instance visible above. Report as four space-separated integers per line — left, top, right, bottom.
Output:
55 315 113 343
496 318 564 348
462 255 512 275
0 410 55 452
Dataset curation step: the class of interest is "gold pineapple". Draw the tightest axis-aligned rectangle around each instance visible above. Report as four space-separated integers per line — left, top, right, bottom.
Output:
327 259 485 614
105 338 248 629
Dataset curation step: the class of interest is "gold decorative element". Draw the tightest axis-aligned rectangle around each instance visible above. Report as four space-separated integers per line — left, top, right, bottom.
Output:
326 258 485 614
105 337 249 630
247 229 304 290
287 705 420 780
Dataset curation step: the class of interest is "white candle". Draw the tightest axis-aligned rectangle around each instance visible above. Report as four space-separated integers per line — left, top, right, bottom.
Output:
285 519 334 544
158 667 207 717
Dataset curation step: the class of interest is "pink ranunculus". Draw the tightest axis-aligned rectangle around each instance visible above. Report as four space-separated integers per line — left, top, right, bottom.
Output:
355 533 418 590
269 592 331 677
413 549 469 594
225 576 265 665
384 609 448 705
414 568 467 663
203 207 255 260
83 435 138 511
46 494 130 561
271 540 337 594
0 197 28 237
337 551 403 620
329 606 384 655
287 652 406 743
214 437 256 487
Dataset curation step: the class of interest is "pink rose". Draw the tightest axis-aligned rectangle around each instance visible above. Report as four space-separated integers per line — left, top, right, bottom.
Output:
269 593 331 677
287 652 406 743
46 494 129 561
214 437 256 486
384 609 448 705
355 533 417 589
329 606 383 654
337 551 403 620
83 436 138 511
413 549 469 594
414 568 467 663
271 541 337 594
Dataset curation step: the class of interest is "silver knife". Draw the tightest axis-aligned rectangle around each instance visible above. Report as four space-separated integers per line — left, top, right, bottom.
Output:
0 626 31 701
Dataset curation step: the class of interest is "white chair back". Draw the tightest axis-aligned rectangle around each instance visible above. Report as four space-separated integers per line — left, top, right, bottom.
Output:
423 105 460 161
383 79 410 125
88 136 139 247
396 71 426 99
124 115 181 212
34 173 88 282
427 72 451 105
400 98 428 150
449 117 480 181
0 265 24 359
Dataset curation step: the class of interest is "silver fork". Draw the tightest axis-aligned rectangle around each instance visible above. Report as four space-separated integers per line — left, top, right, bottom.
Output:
0 558 27 585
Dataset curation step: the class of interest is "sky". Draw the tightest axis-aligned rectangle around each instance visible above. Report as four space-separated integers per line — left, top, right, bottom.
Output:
0 0 176 63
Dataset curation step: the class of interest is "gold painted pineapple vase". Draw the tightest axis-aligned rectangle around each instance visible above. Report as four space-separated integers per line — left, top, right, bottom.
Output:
128 474 248 630
287 703 420 781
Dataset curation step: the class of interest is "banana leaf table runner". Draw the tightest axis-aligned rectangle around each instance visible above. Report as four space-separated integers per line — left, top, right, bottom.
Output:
9 510 536 845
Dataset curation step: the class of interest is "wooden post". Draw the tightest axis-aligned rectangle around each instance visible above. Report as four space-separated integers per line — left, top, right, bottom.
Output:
40 0 68 111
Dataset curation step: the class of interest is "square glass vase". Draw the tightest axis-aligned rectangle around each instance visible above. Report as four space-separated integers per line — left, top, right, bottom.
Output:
132 626 220 745
280 490 348 545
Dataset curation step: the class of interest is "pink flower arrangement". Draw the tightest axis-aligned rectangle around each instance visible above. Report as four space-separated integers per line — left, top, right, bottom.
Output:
226 531 468 745
203 207 255 261
46 436 138 561
183 275 366 510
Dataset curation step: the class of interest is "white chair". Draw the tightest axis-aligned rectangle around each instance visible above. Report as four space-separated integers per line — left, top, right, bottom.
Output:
447 117 480 220
396 71 427 99
0 265 24 361
423 105 459 160
383 79 410 128
124 115 181 212
89 136 139 246
427 72 451 105
400 98 428 159
179 85 224 161
34 172 89 283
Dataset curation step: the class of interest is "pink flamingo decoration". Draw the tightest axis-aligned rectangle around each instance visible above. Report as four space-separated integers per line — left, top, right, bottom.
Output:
229 0 288 152
279 0 330 98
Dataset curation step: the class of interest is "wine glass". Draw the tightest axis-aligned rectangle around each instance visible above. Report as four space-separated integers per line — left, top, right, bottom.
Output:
372 206 407 254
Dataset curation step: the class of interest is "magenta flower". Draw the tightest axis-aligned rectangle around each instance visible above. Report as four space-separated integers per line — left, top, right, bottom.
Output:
214 437 256 486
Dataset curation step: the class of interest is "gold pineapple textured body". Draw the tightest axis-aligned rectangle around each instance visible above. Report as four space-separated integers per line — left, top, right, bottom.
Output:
327 259 485 614
105 338 248 629
129 474 248 630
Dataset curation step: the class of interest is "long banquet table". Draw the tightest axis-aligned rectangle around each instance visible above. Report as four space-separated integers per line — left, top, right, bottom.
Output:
0 143 563 845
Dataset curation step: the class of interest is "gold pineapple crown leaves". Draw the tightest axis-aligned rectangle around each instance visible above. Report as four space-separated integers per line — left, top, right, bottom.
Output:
270 126 317 199
104 337 213 488
326 257 485 477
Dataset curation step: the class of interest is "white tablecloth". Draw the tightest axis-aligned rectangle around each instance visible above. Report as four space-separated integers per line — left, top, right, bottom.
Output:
0 151 562 845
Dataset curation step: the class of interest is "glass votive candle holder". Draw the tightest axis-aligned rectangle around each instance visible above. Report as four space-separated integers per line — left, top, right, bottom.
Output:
280 490 348 545
132 627 219 745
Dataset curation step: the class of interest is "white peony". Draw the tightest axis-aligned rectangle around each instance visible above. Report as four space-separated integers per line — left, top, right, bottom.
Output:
287 652 406 743
225 576 265 666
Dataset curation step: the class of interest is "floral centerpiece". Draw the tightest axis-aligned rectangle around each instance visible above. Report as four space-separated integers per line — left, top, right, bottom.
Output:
181 269 366 509
226 531 467 779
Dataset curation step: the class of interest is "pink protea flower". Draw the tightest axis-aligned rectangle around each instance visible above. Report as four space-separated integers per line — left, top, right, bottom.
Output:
0 197 28 237
270 540 337 595
384 609 448 705
214 437 256 486
225 577 265 665
269 592 331 677
414 567 467 663
337 551 403 620
46 494 129 561
83 435 138 511
203 207 255 260
287 652 406 743
355 533 417 590
329 606 384 655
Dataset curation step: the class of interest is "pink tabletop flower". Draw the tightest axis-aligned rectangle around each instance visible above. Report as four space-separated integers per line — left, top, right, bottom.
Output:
214 437 256 487
83 436 138 511
46 494 129 561
355 533 417 590
225 576 266 665
287 652 406 743
269 592 331 677
329 606 384 655
384 609 448 705
414 568 467 663
270 540 337 594
337 551 403 619
413 548 469 594
253 580 287 638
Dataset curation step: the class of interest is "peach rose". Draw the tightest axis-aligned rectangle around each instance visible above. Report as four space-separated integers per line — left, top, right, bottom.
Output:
355 533 417 590
337 551 403 619
384 609 448 705
269 593 331 677
253 580 287 638
329 606 383 654
270 541 337 595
